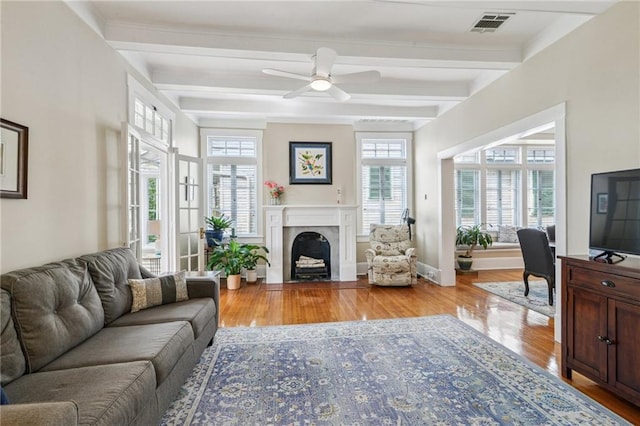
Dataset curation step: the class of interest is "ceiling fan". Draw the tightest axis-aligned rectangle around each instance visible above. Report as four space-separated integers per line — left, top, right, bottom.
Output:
262 47 381 102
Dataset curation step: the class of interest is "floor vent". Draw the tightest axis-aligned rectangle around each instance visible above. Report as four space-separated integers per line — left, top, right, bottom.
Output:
471 13 514 33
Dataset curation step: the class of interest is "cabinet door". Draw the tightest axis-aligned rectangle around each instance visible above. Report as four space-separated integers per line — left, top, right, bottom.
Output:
608 299 640 402
567 285 608 382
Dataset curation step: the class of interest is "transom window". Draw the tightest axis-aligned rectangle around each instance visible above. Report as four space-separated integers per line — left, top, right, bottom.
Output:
454 145 555 228
357 133 412 235
133 98 170 142
201 130 261 236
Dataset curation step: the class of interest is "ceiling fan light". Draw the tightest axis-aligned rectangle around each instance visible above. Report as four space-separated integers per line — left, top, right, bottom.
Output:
310 78 332 91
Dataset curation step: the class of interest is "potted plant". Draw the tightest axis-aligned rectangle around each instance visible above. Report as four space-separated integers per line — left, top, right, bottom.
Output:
455 224 493 271
206 239 246 290
241 244 270 283
204 213 233 247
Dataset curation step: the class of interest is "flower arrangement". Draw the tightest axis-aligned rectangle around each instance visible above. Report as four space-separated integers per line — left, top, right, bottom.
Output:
264 180 285 199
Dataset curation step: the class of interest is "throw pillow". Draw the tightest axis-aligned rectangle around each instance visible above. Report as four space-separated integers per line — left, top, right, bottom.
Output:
498 225 520 243
1 386 9 404
128 271 188 313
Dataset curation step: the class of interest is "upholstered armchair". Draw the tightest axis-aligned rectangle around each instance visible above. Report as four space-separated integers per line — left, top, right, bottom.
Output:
365 224 417 286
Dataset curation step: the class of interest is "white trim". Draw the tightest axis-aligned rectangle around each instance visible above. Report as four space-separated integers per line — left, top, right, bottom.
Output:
438 103 566 293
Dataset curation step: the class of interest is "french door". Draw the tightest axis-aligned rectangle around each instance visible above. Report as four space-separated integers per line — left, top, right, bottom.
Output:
175 154 205 271
123 124 171 273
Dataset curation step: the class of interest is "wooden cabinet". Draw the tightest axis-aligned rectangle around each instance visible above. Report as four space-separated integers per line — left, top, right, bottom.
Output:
561 256 640 407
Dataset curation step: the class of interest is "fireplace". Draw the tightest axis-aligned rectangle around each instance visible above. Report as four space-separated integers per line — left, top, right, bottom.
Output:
291 231 331 281
264 205 357 283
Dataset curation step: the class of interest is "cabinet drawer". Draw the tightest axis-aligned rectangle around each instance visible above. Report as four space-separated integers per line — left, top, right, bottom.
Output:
568 266 640 301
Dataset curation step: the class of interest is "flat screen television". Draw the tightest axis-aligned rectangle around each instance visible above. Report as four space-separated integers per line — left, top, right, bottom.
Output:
589 168 640 262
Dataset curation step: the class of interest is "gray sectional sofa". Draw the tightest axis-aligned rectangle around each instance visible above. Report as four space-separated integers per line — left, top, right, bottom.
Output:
0 247 219 425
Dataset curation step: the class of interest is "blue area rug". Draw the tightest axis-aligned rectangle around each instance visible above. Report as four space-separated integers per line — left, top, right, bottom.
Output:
161 315 627 425
474 281 555 317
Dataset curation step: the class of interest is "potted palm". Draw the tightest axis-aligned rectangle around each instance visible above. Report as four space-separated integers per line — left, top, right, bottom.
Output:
241 244 270 283
455 224 493 271
206 239 246 290
204 213 233 247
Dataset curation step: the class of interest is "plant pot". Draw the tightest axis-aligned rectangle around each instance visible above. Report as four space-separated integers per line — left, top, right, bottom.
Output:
245 269 258 283
205 229 224 247
457 256 473 271
226 274 242 290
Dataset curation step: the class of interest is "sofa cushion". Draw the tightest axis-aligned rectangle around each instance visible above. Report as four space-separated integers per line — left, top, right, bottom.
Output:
0 260 104 373
78 248 143 325
110 298 215 339
4 361 155 426
129 271 188 313
0 290 25 385
40 321 194 385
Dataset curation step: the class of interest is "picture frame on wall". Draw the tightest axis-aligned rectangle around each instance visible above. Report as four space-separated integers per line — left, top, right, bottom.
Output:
0 118 28 199
289 141 332 184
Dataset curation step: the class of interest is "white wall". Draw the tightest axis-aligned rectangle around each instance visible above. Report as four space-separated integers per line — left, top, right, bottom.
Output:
262 123 356 206
0 2 198 272
414 1 640 281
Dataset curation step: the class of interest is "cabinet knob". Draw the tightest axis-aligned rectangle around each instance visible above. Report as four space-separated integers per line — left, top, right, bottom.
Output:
597 335 615 345
600 280 616 288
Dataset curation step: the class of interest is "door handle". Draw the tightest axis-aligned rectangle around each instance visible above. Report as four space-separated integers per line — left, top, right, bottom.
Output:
199 227 205 239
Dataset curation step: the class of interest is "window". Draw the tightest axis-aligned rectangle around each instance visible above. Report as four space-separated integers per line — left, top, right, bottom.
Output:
202 130 261 236
357 133 412 235
455 169 480 226
454 145 555 228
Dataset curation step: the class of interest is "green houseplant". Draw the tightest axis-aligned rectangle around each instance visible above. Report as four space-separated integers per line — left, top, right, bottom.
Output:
206 239 246 290
455 224 493 271
204 213 233 247
242 244 270 283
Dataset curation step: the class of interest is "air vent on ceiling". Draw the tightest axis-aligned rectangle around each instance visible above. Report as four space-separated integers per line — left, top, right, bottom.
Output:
470 13 514 33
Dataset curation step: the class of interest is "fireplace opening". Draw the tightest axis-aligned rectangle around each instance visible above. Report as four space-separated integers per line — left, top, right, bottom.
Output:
291 232 331 281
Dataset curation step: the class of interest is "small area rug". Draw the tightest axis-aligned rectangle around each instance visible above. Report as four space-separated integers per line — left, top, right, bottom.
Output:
474 280 555 317
161 315 626 425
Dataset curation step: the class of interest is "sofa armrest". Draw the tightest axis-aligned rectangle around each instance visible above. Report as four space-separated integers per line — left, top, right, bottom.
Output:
0 401 78 425
186 271 220 326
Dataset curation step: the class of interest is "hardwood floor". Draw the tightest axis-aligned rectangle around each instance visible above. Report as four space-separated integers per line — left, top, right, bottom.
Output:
218 270 640 424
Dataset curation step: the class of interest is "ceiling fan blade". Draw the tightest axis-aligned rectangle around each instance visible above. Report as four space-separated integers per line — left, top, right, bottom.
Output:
314 47 337 77
331 70 381 85
262 68 311 82
283 84 313 99
327 85 351 102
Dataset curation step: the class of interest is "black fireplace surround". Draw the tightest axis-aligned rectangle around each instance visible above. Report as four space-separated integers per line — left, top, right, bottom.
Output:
290 232 331 280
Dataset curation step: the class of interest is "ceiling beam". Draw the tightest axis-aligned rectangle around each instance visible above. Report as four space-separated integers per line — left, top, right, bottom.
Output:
151 70 469 101
179 97 439 121
105 22 522 70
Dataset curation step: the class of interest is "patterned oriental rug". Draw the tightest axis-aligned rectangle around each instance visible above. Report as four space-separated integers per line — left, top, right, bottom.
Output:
474 281 556 317
161 315 627 425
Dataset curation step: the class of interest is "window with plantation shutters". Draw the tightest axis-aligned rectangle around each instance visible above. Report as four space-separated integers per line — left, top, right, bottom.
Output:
203 130 261 236
455 169 480 226
453 145 555 228
357 134 412 235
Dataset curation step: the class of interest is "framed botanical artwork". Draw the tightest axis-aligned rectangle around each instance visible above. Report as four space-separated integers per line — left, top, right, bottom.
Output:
0 119 28 199
597 193 608 214
289 141 332 184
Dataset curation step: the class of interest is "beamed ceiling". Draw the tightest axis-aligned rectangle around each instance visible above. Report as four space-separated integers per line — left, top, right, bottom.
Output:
67 1 618 129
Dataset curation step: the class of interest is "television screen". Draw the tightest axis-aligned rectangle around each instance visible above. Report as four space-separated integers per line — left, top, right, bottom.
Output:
590 168 640 258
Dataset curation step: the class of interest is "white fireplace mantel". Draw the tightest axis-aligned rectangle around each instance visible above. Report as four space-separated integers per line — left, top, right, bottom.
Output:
264 205 358 283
